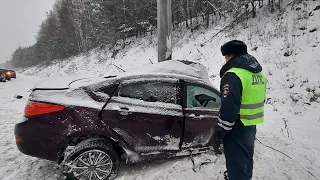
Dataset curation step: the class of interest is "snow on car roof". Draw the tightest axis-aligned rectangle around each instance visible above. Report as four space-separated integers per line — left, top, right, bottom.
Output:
118 60 211 83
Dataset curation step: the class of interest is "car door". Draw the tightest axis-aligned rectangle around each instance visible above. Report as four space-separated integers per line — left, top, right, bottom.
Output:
101 78 184 153
182 82 221 149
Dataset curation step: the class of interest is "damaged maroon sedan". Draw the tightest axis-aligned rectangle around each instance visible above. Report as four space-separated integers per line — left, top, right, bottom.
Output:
14 60 221 180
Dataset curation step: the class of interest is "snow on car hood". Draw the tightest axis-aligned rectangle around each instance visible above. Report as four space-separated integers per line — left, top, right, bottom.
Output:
33 76 106 90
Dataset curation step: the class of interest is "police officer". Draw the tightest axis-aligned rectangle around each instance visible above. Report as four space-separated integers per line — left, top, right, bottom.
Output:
215 40 267 180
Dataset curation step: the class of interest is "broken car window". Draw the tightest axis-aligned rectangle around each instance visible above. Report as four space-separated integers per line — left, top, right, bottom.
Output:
187 85 221 109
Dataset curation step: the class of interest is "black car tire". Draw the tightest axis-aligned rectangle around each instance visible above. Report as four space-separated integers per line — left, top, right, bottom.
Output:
5 76 11 81
63 138 120 180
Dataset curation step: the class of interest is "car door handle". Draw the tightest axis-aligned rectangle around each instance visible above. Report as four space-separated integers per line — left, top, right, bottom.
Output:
120 107 129 111
118 107 132 116
189 114 203 119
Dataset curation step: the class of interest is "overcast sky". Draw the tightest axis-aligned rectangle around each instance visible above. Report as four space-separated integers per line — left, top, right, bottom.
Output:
0 0 56 63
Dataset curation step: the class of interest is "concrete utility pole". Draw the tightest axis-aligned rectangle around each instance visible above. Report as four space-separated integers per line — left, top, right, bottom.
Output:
157 0 172 62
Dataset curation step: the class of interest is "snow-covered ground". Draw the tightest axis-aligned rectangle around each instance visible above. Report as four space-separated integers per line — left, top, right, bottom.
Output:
1 0 320 179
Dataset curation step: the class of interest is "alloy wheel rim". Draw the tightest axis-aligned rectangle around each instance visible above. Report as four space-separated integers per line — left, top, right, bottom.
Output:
72 150 113 180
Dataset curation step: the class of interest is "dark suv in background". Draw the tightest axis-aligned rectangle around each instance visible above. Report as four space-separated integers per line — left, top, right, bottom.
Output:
7 69 16 78
14 60 221 180
0 69 14 80
0 70 6 82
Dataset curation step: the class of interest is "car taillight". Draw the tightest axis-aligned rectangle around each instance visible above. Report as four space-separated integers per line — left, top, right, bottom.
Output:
15 137 23 143
24 101 65 117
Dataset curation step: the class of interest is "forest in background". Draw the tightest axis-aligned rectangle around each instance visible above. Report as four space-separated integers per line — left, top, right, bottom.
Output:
10 0 283 67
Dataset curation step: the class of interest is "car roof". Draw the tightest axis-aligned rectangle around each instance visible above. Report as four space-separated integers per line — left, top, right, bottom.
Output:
92 60 216 91
117 60 212 84
117 73 211 86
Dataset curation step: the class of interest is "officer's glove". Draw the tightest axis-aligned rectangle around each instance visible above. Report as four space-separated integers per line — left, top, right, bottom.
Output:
212 136 223 155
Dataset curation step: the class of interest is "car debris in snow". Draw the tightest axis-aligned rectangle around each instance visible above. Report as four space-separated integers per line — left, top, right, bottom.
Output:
14 94 23 99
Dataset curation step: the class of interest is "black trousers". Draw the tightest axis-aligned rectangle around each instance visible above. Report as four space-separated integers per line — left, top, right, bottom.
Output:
223 123 257 180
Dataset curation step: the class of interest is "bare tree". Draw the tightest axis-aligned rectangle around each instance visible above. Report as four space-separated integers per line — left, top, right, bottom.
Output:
259 0 263 8
271 0 275 13
278 0 282 10
252 0 256 18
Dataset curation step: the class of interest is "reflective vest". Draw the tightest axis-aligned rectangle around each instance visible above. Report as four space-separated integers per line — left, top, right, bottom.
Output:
226 68 267 126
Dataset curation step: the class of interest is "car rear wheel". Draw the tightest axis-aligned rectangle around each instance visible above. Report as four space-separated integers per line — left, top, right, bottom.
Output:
63 138 120 180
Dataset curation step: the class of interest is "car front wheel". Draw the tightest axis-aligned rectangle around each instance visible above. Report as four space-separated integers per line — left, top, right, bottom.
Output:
63 138 120 180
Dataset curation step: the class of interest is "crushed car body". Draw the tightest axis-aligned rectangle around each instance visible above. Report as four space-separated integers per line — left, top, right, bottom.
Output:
14 60 221 179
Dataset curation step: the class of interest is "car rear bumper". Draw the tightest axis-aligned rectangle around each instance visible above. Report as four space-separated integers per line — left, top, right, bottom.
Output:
14 120 69 162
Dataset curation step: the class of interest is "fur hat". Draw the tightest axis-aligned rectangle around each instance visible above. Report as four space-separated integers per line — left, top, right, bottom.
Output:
221 40 248 56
